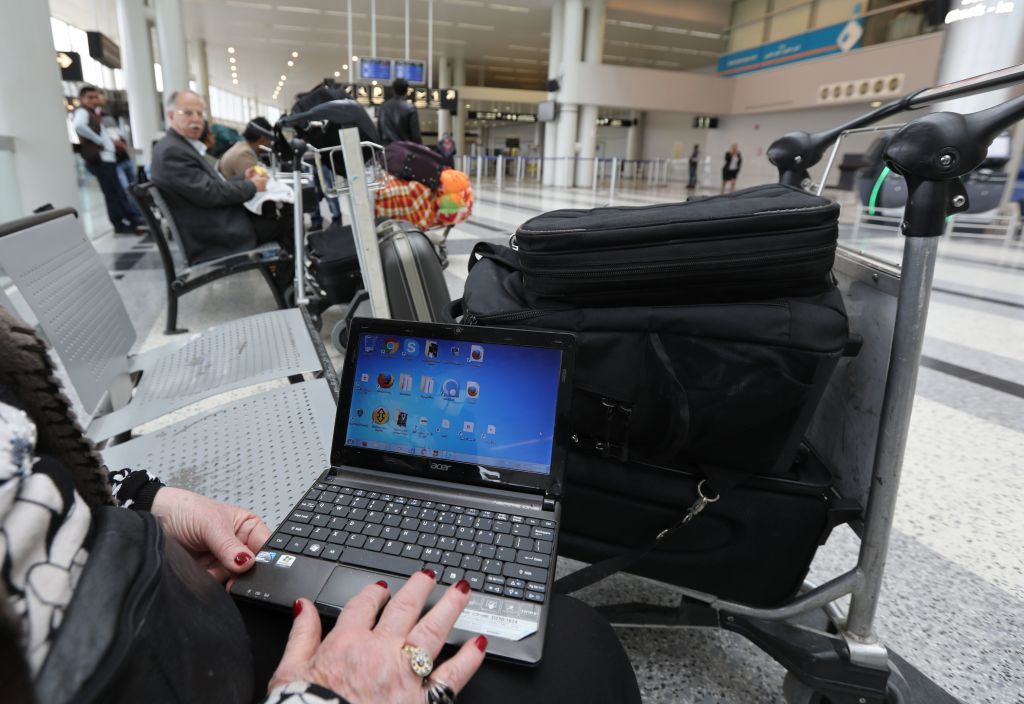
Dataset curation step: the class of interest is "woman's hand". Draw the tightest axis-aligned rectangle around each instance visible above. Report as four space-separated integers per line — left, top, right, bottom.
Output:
269 570 487 703
151 487 271 584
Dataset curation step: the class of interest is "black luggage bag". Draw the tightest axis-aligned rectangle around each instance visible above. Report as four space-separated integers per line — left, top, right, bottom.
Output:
384 141 445 190
378 219 451 321
511 184 839 307
307 226 363 306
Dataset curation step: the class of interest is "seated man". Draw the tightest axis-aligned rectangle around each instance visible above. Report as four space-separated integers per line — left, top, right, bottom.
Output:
219 117 274 179
151 90 291 269
377 77 422 146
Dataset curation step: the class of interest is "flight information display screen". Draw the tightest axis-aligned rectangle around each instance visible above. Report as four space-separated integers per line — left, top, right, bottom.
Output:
359 57 392 81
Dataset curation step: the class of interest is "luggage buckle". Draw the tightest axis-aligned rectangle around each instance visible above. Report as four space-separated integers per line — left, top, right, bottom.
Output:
509 234 519 251
656 480 720 541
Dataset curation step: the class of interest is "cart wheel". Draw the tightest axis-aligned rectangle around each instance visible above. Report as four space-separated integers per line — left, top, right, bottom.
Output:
331 320 348 354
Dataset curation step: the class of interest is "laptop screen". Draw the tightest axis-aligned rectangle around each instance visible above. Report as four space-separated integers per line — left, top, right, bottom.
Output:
342 331 563 475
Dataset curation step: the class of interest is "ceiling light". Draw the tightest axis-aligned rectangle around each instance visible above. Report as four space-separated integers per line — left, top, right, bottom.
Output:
689 30 722 39
292 51 299 58
490 3 528 11
228 47 235 53
342 63 348 70
230 57 236 63
334 71 341 77
232 79 239 84
655 26 689 35
352 55 359 62
287 60 294 66
457 22 495 31
371 80 378 85
619 21 653 30
281 74 287 80
870 100 882 107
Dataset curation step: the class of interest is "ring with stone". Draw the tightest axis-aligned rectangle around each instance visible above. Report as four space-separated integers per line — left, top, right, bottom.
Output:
424 676 457 704
402 644 434 678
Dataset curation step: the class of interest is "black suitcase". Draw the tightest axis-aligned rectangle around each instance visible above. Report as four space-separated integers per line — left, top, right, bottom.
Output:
307 226 363 306
378 219 451 321
511 183 839 307
559 446 843 607
446 244 849 476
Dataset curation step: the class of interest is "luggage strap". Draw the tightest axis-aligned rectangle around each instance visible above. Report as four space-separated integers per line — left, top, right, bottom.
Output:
469 241 522 272
553 466 745 595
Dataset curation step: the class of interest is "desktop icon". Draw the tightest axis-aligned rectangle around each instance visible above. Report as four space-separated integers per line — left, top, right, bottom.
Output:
383 337 400 355
360 373 369 383
419 416 430 426
372 407 389 424
442 379 460 399
487 424 496 435
377 373 394 389
450 346 461 358
397 411 408 427
403 339 419 356
420 375 435 394
470 345 484 362
442 419 451 429
463 421 475 433
466 381 480 399
399 373 413 392
356 409 364 417
363 336 377 353
425 340 439 358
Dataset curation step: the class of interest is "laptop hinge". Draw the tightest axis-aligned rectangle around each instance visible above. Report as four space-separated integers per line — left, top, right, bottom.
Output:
542 493 557 512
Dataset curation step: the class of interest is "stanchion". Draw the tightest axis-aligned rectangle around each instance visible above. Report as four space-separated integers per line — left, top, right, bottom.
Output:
592 157 599 191
476 154 483 183
610 156 619 201
537 157 543 182
496 154 504 190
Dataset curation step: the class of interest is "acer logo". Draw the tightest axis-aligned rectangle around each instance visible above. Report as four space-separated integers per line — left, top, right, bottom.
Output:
430 462 451 471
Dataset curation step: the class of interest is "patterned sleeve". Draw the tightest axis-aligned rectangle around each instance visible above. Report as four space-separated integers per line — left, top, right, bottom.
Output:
262 681 351 704
107 467 164 511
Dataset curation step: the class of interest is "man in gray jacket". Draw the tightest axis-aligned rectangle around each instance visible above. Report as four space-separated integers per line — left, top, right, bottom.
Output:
151 90 290 268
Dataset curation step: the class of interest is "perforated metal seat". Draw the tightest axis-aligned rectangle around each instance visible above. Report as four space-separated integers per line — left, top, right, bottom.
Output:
0 209 324 442
100 379 336 526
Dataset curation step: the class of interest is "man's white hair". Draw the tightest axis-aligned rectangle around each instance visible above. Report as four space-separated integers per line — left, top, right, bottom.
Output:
165 89 204 111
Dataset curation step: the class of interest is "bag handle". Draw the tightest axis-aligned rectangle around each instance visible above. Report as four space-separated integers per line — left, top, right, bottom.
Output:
469 241 522 273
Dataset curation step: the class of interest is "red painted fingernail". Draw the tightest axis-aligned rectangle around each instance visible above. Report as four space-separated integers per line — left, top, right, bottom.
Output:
455 579 470 594
422 568 437 580
292 600 303 618
234 552 251 566
474 635 488 652
376 580 388 589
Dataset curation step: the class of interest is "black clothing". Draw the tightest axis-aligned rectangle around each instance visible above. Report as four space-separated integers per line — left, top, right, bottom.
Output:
687 150 700 188
722 151 742 182
377 96 423 146
86 160 143 232
238 594 642 704
151 129 260 264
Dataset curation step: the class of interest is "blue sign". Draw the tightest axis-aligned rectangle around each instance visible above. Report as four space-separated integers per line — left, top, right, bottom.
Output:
394 60 425 84
717 20 863 77
359 57 392 81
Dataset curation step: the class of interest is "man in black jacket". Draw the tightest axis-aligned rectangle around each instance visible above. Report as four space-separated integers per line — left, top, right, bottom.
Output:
377 78 422 145
151 90 291 268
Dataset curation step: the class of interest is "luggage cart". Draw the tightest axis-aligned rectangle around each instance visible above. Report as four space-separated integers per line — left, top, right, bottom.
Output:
589 64 1024 703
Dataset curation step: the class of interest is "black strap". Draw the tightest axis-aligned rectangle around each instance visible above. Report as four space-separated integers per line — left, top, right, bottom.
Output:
554 467 745 595
469 241 522 272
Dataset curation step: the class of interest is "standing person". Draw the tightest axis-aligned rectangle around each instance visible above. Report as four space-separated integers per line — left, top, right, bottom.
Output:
687 144 700 190
437 132 457 168
73 85 146 234
721 143 742 194
378 77 422 146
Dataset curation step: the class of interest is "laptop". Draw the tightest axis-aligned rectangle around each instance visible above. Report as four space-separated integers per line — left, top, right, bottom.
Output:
232 317 576 665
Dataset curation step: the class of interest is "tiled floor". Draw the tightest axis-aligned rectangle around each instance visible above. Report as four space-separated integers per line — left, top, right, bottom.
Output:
81 176 1023 703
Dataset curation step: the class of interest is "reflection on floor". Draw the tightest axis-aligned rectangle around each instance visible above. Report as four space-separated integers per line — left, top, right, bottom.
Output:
87 177 1022 703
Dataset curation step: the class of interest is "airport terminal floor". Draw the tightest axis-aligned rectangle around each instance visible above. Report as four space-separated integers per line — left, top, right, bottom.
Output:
79 174 1024 704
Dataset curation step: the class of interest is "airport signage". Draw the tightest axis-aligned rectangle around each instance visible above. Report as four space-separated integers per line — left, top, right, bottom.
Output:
87 31 121 69
469 111 537 123
56 51 83 81
716 19 863 77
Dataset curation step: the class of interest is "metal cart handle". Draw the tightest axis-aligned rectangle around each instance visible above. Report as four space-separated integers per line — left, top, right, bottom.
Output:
769 62 1024 188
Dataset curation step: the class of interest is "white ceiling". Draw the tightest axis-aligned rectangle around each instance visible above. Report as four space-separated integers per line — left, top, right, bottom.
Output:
49 0 731 110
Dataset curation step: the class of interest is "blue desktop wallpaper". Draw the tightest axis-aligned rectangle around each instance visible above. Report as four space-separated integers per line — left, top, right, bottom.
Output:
343 333 563 474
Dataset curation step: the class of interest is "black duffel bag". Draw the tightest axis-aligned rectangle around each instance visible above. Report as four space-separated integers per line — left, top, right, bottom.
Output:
511 183 839 307
445 243 849 477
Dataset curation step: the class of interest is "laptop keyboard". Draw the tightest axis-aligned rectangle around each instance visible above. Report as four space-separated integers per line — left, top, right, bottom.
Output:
265 483 557 603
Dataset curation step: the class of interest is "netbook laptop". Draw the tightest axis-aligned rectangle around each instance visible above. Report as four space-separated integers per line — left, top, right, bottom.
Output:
232 317 575 665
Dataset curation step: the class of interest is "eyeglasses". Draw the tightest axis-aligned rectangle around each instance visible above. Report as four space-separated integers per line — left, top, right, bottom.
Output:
175 109 206 119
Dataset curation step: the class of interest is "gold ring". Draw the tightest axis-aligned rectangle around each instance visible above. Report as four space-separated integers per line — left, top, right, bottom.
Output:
402 644 434 678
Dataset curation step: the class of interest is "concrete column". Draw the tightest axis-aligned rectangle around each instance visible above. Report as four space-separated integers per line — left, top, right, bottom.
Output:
154 0 189 96
451 57 466 163
436 55 452 143
0 0 79 218
574 0 605 186
542 0 564 186
625 110 644 179
116 0 162 164
554 0 583 187
188 38 211 109
934 5 1024 211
